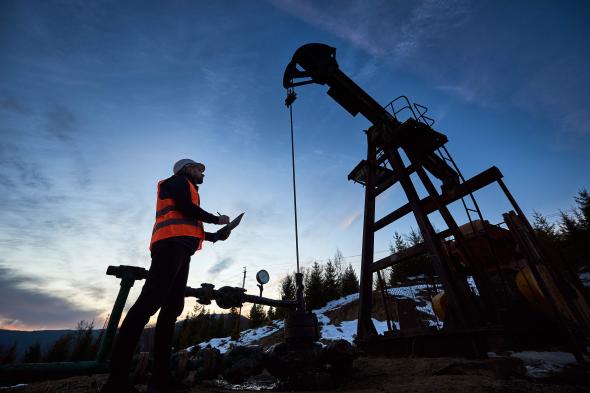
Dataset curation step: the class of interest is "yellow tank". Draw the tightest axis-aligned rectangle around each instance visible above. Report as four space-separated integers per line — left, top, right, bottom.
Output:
516 265 590 326
432 291 447 321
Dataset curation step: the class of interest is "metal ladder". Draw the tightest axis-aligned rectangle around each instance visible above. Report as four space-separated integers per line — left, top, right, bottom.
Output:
384 96 512 314
384 96 485 231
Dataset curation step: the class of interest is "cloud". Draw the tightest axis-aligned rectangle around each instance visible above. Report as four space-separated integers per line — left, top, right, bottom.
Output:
271 0 590 147
270 0 389 57
0 266 100 330
434 85 476 103
509 56 590 147
45 104 78 142
0 98 151 318
340 210 361 229
208 257 236 275
0 100 98 246
0 152 54 191
271 0 472 60
0 97 30 115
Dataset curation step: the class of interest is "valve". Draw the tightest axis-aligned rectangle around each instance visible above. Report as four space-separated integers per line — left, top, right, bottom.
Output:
215 286 247 309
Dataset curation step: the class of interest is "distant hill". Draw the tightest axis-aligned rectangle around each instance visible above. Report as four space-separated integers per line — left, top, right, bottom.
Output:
0 329 103 360
0 313 250 361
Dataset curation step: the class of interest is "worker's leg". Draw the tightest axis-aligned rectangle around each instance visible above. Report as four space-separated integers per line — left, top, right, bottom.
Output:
152 249 190 383
107 241 188 384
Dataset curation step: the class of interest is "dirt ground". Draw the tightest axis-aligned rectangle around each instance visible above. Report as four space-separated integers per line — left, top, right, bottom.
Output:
4 356 589 393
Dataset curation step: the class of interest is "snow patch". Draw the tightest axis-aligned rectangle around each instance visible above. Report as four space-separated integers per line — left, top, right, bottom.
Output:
194 282 442 351
320 319 358 342
188 321 285 354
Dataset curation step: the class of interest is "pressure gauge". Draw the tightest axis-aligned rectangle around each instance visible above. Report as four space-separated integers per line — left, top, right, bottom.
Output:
256 269 270 285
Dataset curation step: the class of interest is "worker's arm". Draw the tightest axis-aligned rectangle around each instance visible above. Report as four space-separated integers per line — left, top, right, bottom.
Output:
161 176 220 224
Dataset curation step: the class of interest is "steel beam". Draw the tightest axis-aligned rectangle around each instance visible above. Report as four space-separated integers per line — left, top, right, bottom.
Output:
374 166 503 232
357 132 378 341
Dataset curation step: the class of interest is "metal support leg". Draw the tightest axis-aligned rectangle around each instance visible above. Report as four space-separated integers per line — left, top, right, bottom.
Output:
414 166 492 324
357 132 378 341
382 145 469 328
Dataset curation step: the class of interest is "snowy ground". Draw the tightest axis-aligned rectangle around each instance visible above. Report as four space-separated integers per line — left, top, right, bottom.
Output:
192 281 585 379
187 321 285 354
0 385 27 390
193 283 442 353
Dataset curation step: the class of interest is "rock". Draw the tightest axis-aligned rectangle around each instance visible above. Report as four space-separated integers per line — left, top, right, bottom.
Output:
263 341 323 379
320 339 358 376
186 346 222 380
262 341 349 389
222 345 265 383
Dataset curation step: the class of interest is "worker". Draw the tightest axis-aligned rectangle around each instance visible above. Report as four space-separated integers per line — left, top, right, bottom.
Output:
101 159 232 393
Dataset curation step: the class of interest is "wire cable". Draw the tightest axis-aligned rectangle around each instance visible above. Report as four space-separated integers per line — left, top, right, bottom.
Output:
287 88 301 274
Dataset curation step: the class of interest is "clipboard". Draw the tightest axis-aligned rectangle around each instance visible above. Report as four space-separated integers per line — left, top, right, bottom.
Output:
225 212 245 231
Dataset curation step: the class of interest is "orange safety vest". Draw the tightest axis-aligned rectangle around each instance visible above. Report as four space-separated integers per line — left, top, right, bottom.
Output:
150 177 205 250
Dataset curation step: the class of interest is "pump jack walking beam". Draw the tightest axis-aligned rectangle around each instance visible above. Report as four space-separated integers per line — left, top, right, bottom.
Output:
284 44 458 187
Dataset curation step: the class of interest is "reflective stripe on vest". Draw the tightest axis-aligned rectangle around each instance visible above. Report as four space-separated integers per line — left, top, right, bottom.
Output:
155 205 177 217
150 177 205 250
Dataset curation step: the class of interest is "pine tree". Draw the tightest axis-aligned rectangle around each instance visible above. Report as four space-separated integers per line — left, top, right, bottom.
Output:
559 189 590 269
532 210 561 261
208 314 224 338
280 273 296 300
45 334 72 362
389 231 407 285
275 272 296 319
391 231 407 252
23 342 41 363
0 343 17 365
70 320 96 361
388 228 434 284
227 307 240 336
341 263 359 296
304 262 325 310
406 228 423 246
533 211 559 241
266 306 276 322
249 304 267 328
560 210 581 236
575 189 590 232
324 258 340 302
175 314 191 349
174 304 226 349
196 307 211 342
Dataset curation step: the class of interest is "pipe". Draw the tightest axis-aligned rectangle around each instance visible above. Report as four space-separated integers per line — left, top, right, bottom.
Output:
0 361 108 386
96 277 135 363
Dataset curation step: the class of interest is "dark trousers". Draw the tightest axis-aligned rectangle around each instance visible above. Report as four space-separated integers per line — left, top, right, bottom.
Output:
108 240 191 383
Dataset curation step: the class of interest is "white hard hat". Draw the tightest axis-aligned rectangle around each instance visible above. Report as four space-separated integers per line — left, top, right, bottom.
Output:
173 159 205 174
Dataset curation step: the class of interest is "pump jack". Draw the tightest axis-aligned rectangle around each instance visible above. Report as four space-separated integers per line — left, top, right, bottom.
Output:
3 45 589 386
283 43 590 357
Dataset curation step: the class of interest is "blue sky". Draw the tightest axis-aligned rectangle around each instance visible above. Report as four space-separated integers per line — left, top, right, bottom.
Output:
0 0 588 330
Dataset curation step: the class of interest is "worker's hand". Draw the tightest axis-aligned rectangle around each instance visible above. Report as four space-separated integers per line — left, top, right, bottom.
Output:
217 227 231 241
217 214 230 225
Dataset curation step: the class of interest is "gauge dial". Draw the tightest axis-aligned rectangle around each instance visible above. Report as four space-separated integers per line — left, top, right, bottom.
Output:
256 269 270 285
